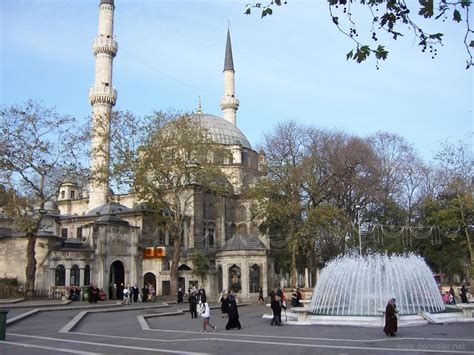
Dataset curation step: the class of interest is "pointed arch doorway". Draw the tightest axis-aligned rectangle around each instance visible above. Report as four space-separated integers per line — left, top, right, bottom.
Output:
110 260 124 300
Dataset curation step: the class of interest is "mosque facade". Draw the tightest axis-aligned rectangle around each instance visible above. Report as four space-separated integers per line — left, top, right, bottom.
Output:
0 0 274 302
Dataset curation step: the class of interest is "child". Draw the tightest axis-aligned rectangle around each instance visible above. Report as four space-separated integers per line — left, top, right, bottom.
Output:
200 297 217 332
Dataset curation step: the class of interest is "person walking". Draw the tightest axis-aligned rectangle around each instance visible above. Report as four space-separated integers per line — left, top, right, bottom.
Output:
258 287 265 305
225 293 241 330
177 287 184 303
220 292 229 318
122 286 130 305
87 284 94 304
132 285 139 303
270 294 282 326
142 284 149 303
200 297 217 333
383 298 398 336
449 285 456 305
189 290 199 318
460 284 469 303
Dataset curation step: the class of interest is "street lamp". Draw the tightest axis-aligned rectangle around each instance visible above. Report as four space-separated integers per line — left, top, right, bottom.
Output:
356 205 361 255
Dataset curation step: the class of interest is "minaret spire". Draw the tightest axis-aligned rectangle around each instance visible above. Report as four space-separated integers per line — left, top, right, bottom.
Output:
220 29 239 126
88 0 118 210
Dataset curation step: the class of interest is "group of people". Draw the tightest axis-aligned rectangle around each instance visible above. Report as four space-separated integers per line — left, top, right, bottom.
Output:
443 284 470 305
68 287 81 301
187 286 217 332
121 284 140 304
384 284 471 337
110 283 157 304
141 283 157 302
87 284 101 303
184 286 242 332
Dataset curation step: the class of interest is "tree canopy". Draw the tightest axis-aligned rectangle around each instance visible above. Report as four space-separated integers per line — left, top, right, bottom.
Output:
249 120 473 286
0 100 87 296
245 0 474 69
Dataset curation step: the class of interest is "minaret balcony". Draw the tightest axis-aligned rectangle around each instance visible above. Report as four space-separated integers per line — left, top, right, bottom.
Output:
89 85 117 105
92 37 118 56
220 96 239 111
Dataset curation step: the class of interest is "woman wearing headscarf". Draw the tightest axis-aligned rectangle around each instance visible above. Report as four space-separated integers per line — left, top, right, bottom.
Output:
220 291 229 317
383 298 398 336
225 293 241 330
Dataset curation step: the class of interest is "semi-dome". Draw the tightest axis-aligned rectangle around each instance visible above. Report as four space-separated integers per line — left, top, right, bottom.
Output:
192 113 252 150
87 201 132 216
219 235 267 251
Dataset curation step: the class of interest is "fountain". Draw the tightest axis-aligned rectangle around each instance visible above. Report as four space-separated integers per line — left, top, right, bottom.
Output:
309 253 445 316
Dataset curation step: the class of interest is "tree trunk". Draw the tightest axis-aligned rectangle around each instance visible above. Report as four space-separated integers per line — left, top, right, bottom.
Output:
170 234 181 297
456 192 473 286
25 232 37 299
462 227 473 286
291 238 297 287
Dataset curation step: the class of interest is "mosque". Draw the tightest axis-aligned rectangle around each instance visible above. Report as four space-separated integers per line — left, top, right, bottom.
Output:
0 0 275 301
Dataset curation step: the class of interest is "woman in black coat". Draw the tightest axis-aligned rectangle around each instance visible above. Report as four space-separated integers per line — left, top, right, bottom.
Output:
383 298 398 336
225 295 241 330
460 284 469 303
220 292 229 317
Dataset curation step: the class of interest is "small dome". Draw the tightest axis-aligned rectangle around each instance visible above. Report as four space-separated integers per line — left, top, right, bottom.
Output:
44 200 58 212
192 113 252 149
87 202 132 216
221 235 267 251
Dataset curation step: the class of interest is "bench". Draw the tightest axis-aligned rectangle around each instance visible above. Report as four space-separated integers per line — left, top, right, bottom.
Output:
456 304 474 318
292 307 311 322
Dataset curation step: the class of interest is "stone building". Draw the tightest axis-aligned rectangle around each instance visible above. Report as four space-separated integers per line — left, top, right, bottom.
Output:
0 0 274 301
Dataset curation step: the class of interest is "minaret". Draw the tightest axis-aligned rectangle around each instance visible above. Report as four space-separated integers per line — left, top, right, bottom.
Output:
220 29 239 126
88 0 118 210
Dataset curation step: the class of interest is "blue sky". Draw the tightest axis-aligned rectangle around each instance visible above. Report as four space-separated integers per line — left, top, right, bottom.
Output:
1 0 472 162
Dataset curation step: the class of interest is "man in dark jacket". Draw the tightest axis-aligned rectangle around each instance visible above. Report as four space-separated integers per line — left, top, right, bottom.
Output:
270 295 282 326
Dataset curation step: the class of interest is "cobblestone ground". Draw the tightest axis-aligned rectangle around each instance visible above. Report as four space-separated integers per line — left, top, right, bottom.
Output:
1 300 473 354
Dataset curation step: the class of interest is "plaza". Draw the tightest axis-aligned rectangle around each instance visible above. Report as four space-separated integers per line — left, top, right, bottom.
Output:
1 299 474 354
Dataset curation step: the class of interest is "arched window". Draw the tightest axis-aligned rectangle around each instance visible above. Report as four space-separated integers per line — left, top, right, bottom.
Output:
70 265 80 286
228 264 241 293
55 265 65 286
84 265 91 286
249 264 260 293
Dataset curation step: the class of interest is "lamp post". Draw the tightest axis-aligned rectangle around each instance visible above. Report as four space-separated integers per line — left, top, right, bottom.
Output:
356 205 362 255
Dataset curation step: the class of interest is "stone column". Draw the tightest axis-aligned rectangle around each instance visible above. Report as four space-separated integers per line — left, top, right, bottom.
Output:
262 261 268 298
223 263 229 292
241 261 249 299
65 268 71 287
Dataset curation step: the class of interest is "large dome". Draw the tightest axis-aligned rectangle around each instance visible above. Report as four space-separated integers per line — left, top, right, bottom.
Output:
192 113 252 150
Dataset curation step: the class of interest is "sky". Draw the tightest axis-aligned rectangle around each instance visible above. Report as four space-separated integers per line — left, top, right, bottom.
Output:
1 0 472 163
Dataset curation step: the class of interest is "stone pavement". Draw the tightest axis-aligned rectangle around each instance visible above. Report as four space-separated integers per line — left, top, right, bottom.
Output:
0 299 473 354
